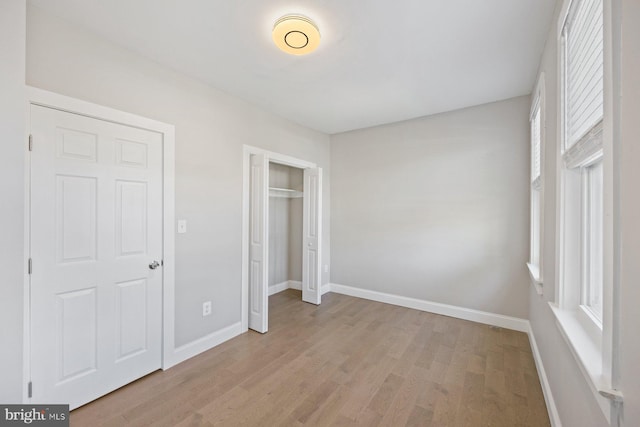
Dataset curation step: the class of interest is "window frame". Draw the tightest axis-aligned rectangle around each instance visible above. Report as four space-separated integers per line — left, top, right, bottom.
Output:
581 158 604 325
527 74 545 294
551 0 621 421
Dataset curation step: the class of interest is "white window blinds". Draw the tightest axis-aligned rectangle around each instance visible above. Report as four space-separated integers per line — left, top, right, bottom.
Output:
564 0 603 149
531 106 541 183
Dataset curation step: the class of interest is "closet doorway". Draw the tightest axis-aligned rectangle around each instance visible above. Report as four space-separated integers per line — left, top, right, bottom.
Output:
242 146 323 334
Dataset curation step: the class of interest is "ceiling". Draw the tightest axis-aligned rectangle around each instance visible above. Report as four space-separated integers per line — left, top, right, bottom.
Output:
27 0 557 134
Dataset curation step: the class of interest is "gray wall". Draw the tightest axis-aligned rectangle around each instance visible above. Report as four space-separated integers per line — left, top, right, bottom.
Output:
330 96 530 319
528 0 640 425
269 163 291 286
619 0 640 426
288 194 303 282
25 5 330 348
268 195 290 286
0 0 26 403
614 0 639 424
268 163 303 286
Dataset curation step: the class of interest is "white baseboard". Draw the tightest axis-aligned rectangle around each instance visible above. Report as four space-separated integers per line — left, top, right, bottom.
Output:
269 280 330 296
268 280 301 295
289 280 302 291
268 281 290 296
327 283 529 332
168 321 243 368
528 323 562 427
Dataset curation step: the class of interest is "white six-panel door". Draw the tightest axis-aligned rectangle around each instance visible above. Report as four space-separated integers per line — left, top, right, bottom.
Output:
29 105 163 409
248 154 269 333
302 167 322 305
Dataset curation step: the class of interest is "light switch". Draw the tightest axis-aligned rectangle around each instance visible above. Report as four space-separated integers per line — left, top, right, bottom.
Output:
177 220 187 234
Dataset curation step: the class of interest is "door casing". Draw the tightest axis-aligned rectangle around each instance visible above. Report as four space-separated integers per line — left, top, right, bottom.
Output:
23 87 176 403
241 145 322 332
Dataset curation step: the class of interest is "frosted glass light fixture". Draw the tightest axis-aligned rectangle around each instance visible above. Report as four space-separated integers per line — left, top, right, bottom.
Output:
272 15 320 55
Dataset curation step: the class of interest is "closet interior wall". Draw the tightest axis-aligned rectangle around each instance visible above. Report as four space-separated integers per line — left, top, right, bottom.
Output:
268 163 303 293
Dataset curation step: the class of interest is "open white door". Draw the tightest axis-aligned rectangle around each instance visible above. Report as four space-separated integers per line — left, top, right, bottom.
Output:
249 153 269 333
29 105 163 409
302 167 323 305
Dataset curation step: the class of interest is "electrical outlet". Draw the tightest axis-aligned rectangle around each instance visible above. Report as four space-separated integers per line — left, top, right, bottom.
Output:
202 301 212 316
177 220 187 234
324 264 329 273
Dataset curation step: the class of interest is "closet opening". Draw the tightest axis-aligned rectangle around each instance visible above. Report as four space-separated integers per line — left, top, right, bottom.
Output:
242 146 323 334
268 163 304 298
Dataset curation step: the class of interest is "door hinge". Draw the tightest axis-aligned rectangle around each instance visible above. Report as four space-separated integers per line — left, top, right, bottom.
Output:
28 134 33 151
28 258 32 275
28 381 32 398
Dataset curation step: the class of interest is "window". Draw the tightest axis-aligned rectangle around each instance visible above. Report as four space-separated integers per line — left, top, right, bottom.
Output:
553 0 615 419
582 159 604 323
559 0 604 330
527 77 544 290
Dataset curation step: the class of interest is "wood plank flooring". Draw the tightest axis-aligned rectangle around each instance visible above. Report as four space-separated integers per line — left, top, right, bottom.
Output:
71 290 550 426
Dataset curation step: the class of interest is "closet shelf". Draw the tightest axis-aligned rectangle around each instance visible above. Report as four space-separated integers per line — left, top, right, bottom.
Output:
269 187 303 199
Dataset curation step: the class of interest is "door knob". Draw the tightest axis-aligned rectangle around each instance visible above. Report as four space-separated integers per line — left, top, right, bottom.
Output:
149 261 160 270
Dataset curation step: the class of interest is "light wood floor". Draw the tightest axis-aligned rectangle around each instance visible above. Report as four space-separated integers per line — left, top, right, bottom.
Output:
71 290 550 426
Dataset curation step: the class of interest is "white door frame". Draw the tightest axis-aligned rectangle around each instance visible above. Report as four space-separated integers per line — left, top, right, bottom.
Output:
241 145 317 332
23 87 176 403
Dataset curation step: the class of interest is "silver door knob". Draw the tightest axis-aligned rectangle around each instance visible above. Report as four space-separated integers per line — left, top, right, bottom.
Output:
149 261 160 270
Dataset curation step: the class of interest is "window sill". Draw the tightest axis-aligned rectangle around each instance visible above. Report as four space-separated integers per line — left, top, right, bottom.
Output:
548 303 621 424
526 263 543 295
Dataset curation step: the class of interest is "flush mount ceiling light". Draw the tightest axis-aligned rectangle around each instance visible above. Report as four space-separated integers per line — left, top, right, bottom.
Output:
272 15 320 55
